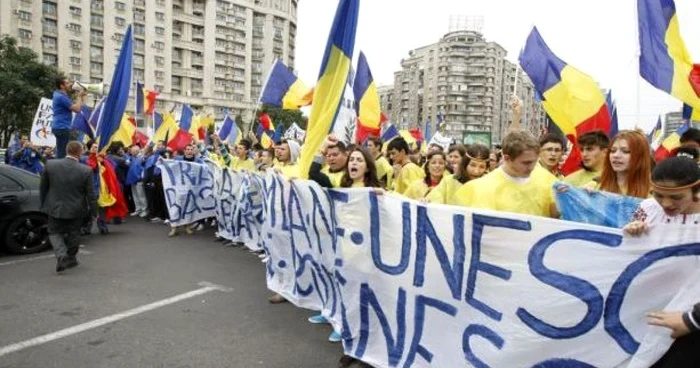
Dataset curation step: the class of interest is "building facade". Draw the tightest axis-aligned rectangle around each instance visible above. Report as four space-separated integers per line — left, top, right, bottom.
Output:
0 0 298 130
388 30 544 145
664 111 699 138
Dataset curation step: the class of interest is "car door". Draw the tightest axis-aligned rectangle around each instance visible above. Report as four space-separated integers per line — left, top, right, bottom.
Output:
0 172 29 222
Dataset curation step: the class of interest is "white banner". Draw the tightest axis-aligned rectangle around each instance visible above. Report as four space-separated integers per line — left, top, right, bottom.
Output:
428 131 452 151
30 98 56 147
158 160 216 226
165 161 700 367
284 122 306 141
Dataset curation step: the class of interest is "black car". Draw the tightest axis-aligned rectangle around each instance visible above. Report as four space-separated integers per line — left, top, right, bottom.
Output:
0 164 50 254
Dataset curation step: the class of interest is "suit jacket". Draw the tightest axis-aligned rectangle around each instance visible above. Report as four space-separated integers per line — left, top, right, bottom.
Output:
40 157 97 219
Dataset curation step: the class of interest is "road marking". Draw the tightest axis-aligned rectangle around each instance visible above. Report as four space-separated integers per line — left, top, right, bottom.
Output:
0 249 93 267
0 282 231 358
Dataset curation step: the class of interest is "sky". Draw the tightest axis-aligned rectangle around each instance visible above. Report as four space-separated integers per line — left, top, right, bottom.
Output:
295 0 700 133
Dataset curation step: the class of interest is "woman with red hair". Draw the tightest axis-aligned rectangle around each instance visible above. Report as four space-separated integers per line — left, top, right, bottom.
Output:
594 130 652 198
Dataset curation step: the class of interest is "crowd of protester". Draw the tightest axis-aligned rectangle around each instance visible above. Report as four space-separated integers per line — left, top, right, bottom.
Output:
5 122 699 367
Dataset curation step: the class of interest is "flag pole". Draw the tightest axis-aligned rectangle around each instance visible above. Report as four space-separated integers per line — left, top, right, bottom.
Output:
634 0 641 129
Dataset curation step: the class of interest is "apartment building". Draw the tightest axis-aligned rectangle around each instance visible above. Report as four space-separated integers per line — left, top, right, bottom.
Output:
0 0 298 129
387 29 545 145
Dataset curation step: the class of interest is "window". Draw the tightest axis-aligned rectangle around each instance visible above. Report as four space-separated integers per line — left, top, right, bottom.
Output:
67 23 82 33
70 57 81 65
115 1 125 11
14 27 32 42
134 69 144 81
155 26 165 35
134 10 145 22
70 40 82 49
43 54 57 66
113 33 124 43
155 71 164 80
43 37 57 49
154 56 164 66
90 29 103 43
90 46 102 59
134 54 144 65
134 39 145 51
18 10 32 21
0 175 22 192
91 0 103 11
156 0 165 5
43 2 57 15
43 18 57 33
172 76 181 86
115 17 125 27
134 24 145 35
153 41 164 50
155 12 165 21
69 6 82 16
90 14 103 26
90 62 103 73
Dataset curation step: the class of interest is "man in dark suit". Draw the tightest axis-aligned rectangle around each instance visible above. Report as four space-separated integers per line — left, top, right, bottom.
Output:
40 141 97 272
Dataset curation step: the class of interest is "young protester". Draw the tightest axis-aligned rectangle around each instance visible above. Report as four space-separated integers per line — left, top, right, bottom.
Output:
258 147 275 172
539 134 565 178
564 130 609 187
446 144 467 174
426 144 490 205
595 130 652 198
83 140 128 234
387 137 425 195
403 151 447 200
367 136 393 188
454 130 559 218
622 157 700 367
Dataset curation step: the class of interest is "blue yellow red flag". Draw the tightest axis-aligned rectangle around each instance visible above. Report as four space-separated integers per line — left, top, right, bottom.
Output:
260 59 313 110
297 0 359 179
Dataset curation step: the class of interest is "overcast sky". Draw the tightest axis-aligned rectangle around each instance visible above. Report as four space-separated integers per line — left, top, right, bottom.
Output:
295 0 700 132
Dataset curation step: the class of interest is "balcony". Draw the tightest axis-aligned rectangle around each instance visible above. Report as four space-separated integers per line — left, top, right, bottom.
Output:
134 0 145 7
192 29 205 40
173 38 203 51
192 56 204 65
171 67 202 78
42 43 57 53
43 26 58 35
193 3 205 14
173 10 202 24
90 35 104 45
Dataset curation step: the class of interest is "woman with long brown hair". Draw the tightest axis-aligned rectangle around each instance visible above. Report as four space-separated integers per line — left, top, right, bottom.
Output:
595 130 652 198
426 144 490 205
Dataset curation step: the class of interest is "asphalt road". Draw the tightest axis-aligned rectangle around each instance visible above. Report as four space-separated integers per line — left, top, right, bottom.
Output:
0 219 343 368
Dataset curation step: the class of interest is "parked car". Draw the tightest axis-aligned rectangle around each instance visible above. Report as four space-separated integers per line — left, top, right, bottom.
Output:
0 164 50 254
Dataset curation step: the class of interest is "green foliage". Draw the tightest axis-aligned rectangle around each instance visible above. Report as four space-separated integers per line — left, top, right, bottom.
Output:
259 105 308 131
0 35 59 146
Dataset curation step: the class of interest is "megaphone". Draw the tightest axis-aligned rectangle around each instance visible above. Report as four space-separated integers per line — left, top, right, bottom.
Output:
73 81 104 96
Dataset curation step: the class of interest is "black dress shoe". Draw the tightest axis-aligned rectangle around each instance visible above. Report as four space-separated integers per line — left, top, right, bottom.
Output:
65 257 79 270
56 257 68 273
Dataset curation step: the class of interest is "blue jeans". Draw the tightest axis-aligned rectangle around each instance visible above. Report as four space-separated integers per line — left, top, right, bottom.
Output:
53 129 74 159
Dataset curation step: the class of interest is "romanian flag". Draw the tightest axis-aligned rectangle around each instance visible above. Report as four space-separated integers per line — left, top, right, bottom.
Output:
260 131 274 149
153 112 179 145
260 59 313 109
648 116 664 149
109 115 136 147
72 105 95 140
381 122 399 142
606 91 619 138
655 120 691 162
89 97 105 129
96 25 132 152
519 27 611 175
682 103 700 122
136 82 159 116
638 0 700 110
167 105 194 152
259 112 274 132
353 51 383 142
297 0 359 179
218 115 235 141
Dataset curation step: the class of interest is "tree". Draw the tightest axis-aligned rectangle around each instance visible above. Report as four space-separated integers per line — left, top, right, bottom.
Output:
0 35 59 147
259 105 308 131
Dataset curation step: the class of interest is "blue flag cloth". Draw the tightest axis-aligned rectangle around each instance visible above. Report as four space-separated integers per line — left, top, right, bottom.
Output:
96 25 133 152
554 182 642 229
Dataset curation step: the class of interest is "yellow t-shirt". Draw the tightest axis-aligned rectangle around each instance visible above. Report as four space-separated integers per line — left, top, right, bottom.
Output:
403 179 430 200
206 152 226 167
394 162 425 195
564 169 600 188
453 165 558 218
321 166 345 188
274 162 299 179
231 157 255 172
375 156 394 188
426 174 463 205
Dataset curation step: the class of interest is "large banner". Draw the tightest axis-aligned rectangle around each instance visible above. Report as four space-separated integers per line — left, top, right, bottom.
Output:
30 98 56 147
159 160 216 227
163 161 700 367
